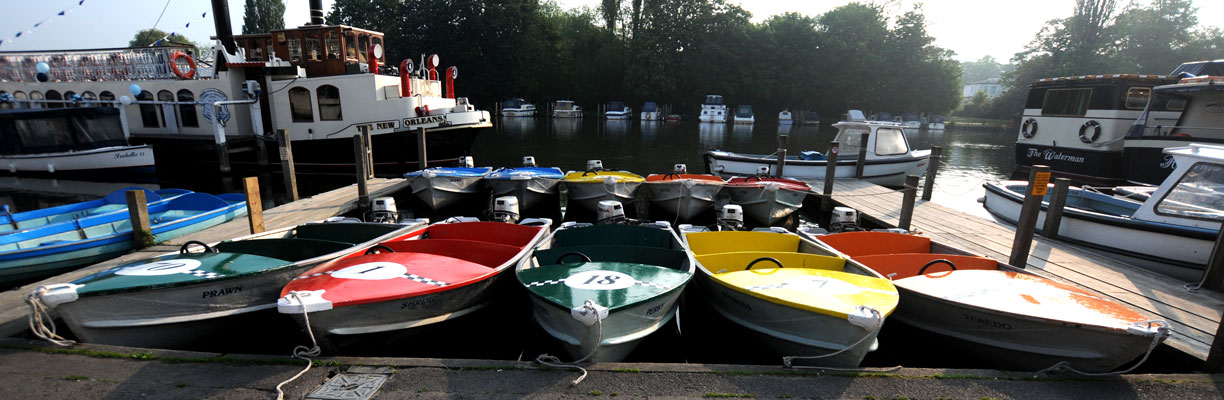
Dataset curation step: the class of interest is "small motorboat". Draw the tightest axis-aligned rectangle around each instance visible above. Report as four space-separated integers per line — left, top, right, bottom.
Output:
809 230 1169 372
699 95 728 123
644 164 725 221
552 100 583 119
901 112 921 129
484 158 564 210
1 187 191 235
640 102 661 121
665 114 681 122
778 109 793 125
1 192 247 285
733 105 755 124
723 175 810 225
562 160 644 215
802 111 820 126
605 101 632 120
518 218 694 362
705 110 930 187
502 98 537 117
404 165 491 210
927 114 945 130
278 218 551 349
31 219 427 348
982 143 1224 282
683 229 898 367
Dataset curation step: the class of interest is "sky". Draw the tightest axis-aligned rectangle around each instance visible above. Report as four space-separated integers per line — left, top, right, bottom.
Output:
1 0 1221 62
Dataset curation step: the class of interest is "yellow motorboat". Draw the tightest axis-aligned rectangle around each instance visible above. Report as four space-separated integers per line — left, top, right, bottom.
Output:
563 161 644 214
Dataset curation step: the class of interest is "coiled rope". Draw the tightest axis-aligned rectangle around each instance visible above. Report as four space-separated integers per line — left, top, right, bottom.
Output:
535 300 604 386
276 291 323 400
25 287 75 347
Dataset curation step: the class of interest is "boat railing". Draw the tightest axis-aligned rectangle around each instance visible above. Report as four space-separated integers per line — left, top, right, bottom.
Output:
1128 125 1224 138
0 47 208 82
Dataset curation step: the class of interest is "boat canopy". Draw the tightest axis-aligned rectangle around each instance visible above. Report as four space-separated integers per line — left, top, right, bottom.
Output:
804 111 821 122
642 102 658 112
0 107 127 156
930 115 944 123
1171 59 1224 77
609 100 626 110
703 95 724 105
902 112 920 122
504 98 525 108
735 105 753 117
554 100 576 110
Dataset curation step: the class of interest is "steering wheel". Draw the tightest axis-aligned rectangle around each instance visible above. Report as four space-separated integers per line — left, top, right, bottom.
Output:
918 259 957 275
745 257 783 270
555 251 592 264
180 240 212 254
364 245 395 255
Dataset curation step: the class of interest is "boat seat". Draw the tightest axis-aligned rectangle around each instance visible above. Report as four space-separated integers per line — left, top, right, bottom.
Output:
535 245 689 269
816 231 931 257
685 231 801 255
379 239 522 268
215 238 355 262
421 222 542 247
695 251 845 273
852 253 999 280
293 223 404 244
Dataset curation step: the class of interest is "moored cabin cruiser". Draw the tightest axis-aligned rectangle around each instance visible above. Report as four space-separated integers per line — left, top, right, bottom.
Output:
0 0 492 175
1013 73 1179 186
901 112 921 129
1123 60 1224 185
699 94 728 123
502 98 537 117
605 100 631 120
733 105 755 124
778 109 793 124
801 110 820 126
927 114 945 130
551 100 582 118
640 101 661 121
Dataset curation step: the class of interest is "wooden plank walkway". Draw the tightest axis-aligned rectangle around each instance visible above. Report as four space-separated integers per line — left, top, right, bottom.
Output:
0 178 409 337
796 177 1224 363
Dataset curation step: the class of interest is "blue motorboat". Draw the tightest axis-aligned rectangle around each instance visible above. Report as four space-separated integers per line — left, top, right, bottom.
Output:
0 192 247 284
484 166 565 210
404 167 492 210
1 187 192 235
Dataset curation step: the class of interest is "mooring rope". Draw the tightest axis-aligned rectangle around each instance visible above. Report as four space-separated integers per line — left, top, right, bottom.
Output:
781 308 881 369
1034 320 1169 376
25 287 74 347
276 291 323 400
535 300 604 386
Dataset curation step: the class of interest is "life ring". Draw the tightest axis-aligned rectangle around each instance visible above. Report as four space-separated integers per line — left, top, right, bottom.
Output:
1021 118 1038 138
1078 120 1101 143
168 51 197 80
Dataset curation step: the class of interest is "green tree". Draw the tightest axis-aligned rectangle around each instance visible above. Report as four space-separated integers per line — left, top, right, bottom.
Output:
242 0 286 35
129 29 192 47
962 56 1005 84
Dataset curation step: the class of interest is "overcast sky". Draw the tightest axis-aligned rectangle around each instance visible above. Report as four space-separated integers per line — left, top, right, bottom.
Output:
1 0 1220 62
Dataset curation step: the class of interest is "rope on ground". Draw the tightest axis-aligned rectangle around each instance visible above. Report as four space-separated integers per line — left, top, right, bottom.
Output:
535 300 604 386
26 286 75 347
1034 320 1169 377
782 308 881 369
276 291 323 400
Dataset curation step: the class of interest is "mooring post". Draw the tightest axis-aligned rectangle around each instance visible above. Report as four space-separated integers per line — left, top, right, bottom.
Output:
353 135 370 209
821 141 840 211
1042 178 1071 239
276 129 299 201
416 127 428 169
921 145 941 201
855 133 869 179
1009 165 1051 267
125 190 151 249
1201 222 1224 291
361 126 374 179
898 175 920 231
1207 316 1224 372
254 132 268 167
243 176 264 234
775 133 788 178
213 104 233 191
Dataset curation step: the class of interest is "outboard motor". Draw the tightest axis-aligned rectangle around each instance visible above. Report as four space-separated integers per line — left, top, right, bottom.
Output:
715 204 745 231
370 197 399 223
460 156 475 168
523 156 537 167
756 166 770 176
829 206 862 232
492 196 520 224
673 163 688 174
597 200 627 224
586 159 604 172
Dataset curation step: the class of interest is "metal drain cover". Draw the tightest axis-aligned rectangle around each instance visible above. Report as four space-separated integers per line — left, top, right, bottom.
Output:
307 373 389 400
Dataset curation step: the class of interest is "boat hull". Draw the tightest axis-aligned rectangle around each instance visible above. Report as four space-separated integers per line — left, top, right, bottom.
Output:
705 152 928 188
644 181 723 221
564 181 641 213
0 145 155 177
724 186 806 225
408 175 486 210
528 288 681 362
487 177 561 210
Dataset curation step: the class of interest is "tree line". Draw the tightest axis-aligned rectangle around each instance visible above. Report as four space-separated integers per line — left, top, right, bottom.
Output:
324 0 963 119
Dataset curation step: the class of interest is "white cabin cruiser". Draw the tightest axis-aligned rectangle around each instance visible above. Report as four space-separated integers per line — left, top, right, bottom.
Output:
640 101 661 121
733 105 755 124
551 100 582 118
699 94 728 123
502 98 537 117
1123 61 1224 185
778 109 793 124
605 100 632 120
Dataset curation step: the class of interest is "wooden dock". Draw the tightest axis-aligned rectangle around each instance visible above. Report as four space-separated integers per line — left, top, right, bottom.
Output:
798 177 1224 363
0 178 409 337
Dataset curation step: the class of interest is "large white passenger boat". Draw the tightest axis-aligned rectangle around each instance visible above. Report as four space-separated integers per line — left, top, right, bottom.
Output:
1123 61 1224 185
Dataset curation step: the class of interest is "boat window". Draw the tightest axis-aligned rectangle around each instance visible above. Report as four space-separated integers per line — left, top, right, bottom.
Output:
345 32 357 60
98 91 114 108
306 36 322 61
326 32 341 59
1041 88 1092 116
288 38 303 63
874 128 909 155
45 90 63 109
289 87 314 123
357 35 369 63
1155 162 1224 221
81 91 97 107
177 89 199 128
138 90 160 128
836 127 869 154
158 90 175 127
12 91 26 109
1166 97 1186 111
64 91 78 107
29 91 43 109
1125 87 1152 110
317 85 342 121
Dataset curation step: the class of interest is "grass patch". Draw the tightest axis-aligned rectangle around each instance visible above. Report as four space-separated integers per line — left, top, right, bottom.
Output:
175 382 188 388
613 368 640 373
588 390 604 396
62 375 89 381
703 393 754 398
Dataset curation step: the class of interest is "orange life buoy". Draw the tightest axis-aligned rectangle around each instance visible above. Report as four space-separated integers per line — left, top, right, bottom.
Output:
169 51 197 80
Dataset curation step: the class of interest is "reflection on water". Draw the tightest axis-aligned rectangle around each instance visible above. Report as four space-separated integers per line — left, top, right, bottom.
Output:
729 124 753 147
499 117 538 138
551 118 581 141
777 124 794 137
698 122 726 149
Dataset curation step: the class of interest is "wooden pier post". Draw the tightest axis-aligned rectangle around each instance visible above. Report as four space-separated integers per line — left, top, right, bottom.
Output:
360 126 374 179
1206 317 1224 372
1201 223 1224 291
921 146 941 201
855 133 869 179
775 133 788 178
1042 178 1071 239
243 176 264 234
823 142 839 195
125 190 151 249
276 129 299 202
898 175 920 231
416 127 428 169
213 104 233 191
1009 165 1050 267
353 135 370 209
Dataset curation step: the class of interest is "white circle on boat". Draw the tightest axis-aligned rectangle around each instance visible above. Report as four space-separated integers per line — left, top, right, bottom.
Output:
331 261 408 280
564 270 636 290
787 276 872 296
115 259 203 276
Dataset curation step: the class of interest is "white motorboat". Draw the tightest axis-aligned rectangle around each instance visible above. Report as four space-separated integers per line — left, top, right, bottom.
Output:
562 161 643 214
723 176 810 225
502 98 537 117
552 100 582 118
778 109 793 125
0 108 155 177
927 114 945 130
605 101 632 120
901 112 921 129
704 110 930 187
640 101 662 121
484 161 564 210
982 143 1224 282
733 105 755 124
1123 65 1224 185
644 164 726 221
404 166 491 210
699 95 728 123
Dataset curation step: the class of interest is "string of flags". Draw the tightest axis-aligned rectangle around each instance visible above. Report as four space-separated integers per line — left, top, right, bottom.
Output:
148 11 211 47
0 0 88 48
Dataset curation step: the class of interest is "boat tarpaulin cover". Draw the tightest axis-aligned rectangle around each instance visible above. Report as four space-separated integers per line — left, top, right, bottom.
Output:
1171 60 1224 77
0 107 127 155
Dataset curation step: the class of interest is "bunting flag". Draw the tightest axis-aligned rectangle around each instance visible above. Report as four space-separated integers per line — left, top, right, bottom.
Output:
0 0 86 48
150 12 210 47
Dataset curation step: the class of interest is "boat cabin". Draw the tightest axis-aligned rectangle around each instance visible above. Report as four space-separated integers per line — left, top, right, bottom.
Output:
642 102 658 113
832 118 913 160
1123 62 1224 184
234 25 384 78
609 101 627 111
735 105 753 118
1130 144 1224 231
703 95 724 105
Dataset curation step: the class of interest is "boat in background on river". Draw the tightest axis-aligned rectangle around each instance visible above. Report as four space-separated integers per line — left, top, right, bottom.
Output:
699 95 728 123
484 159 564 210
404 165 491 210
552 100 583 119
502 98 538 117
0 108 156 178
809 230 1169 372
644 164 725 221
733 105 755 124
641 102 662 121
778 109 793 125
606 101 632 120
